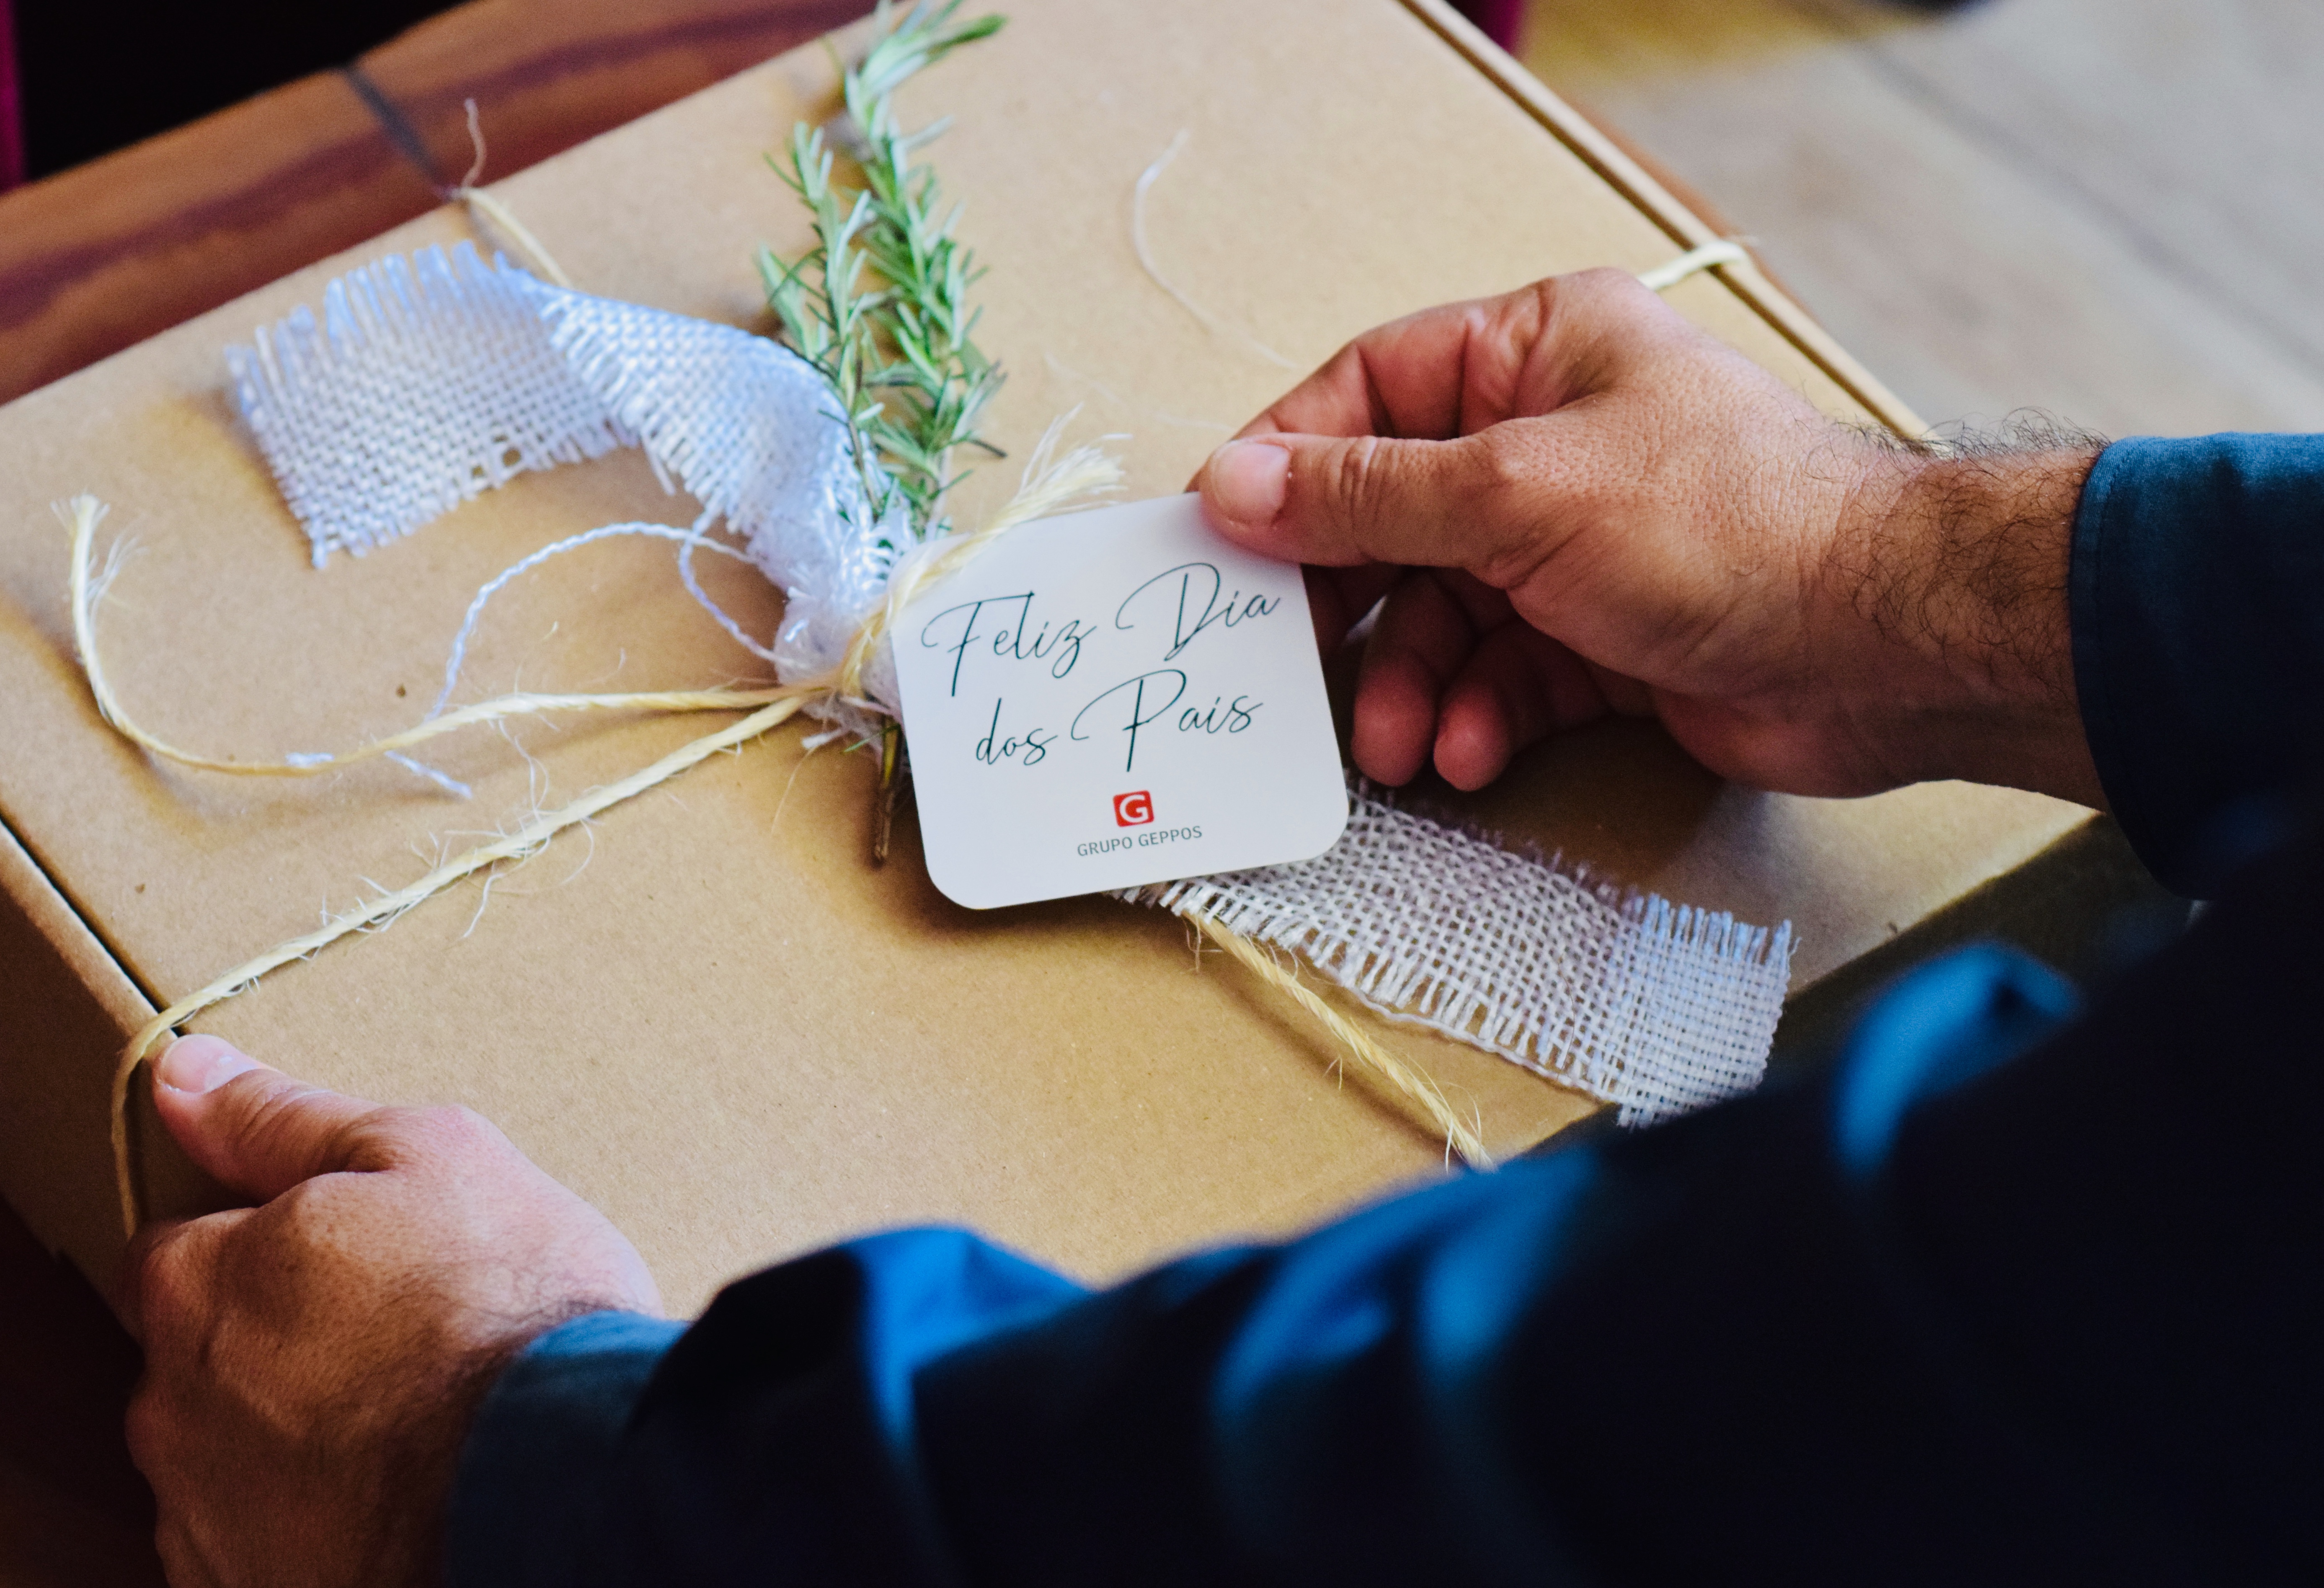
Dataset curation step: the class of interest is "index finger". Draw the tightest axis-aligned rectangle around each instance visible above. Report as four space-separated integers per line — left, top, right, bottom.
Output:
1234 269 1686 447
1235 296 1503 445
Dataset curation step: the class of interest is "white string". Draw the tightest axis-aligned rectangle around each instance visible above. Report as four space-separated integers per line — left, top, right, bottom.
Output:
675 510 783 666
385 751 474 799
1131 130 1300 371
455 99 488 191
428 522 763 723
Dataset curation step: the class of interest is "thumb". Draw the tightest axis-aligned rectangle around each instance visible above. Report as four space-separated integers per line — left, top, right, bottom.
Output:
151 1035 389 1203
1196 429 1555 576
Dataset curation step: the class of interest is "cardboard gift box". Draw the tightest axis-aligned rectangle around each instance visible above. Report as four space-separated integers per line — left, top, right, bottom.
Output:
0 0 2089 1315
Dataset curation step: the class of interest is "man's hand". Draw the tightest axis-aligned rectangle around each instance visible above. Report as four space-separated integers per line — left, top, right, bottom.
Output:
1196 268 2106 806
123 1035 659 1588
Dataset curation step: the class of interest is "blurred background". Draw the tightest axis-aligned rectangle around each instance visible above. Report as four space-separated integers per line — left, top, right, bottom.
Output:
8 1 454 178
1519 0 2324 439
6 0 2322 435
5 0 2322 439
0 1 2316 1583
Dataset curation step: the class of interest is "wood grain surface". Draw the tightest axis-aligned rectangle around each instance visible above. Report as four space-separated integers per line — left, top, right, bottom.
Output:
0 73 437 409
0 0 866 411
1523 0 2324 438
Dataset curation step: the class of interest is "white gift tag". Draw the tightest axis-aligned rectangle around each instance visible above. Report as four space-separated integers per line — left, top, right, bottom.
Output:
892 493 1349 909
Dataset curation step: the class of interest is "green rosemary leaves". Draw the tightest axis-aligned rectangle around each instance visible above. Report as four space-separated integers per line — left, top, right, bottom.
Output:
759 0 1007 553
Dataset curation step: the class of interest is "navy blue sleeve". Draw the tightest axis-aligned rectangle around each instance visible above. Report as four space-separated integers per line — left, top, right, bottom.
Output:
445 1311 686 1586
448 805 2324 1584
439 434 2324 1583
2073 433 2324 893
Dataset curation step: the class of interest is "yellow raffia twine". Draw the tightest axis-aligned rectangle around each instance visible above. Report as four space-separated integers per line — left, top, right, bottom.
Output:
82 239 1752 1233
68 503 793 779
101 691 813 1240
1188 914 1490 1170
70 496 824 1237
74 423 1483 1235
832 414 1124 704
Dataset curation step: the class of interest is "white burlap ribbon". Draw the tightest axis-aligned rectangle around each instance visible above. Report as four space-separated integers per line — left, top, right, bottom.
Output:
225 241 1793 1126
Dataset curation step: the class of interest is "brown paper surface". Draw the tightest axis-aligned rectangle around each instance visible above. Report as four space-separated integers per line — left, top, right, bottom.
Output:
0 0 2088 1312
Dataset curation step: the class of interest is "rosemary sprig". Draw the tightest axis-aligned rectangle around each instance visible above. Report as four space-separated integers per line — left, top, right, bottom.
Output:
759 0 1006 553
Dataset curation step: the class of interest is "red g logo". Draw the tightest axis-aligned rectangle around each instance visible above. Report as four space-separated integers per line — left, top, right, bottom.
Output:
1113 790 1154 826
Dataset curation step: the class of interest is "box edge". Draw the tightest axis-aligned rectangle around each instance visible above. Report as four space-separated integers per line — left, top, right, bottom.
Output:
1393 0 1929 439
0 809 152 1290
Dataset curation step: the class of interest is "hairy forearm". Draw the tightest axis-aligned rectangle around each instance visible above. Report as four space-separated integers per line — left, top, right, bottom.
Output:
1822 430 2106 807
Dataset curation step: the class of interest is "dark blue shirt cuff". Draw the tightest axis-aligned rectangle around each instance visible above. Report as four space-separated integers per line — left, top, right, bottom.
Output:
2072 433 2324 893
445 1310 686 1588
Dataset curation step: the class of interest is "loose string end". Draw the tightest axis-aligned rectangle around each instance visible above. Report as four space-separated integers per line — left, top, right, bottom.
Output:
1637 238 1750 293
444 99 576 290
